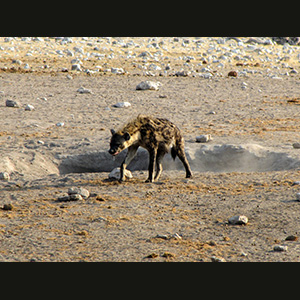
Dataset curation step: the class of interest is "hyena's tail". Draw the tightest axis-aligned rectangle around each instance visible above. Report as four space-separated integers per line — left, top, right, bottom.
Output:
171 146 177 160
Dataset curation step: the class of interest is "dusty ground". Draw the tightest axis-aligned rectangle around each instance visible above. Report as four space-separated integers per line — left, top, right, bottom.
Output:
1 37 300 262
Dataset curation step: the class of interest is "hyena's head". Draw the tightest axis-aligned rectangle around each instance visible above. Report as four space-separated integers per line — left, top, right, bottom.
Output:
108 129 131 156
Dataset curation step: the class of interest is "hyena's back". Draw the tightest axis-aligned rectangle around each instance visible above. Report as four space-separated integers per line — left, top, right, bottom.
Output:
135 116 182 149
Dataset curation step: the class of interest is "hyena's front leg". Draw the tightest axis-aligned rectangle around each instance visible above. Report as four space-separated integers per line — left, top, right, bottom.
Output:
145 148 157 183
154 149 165 181
119 145 139 182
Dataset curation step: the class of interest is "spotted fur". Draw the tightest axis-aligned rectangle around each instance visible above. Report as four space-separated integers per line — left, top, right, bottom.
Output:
108 115 192 182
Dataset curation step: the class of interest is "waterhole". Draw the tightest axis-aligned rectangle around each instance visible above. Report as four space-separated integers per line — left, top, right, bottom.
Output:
58 144 300 175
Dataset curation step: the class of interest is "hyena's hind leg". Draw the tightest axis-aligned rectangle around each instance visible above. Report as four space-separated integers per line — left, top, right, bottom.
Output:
175 141 192 178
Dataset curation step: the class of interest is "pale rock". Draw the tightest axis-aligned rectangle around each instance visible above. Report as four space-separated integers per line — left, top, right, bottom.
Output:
0 172 10 181
196 134 212 143
273 245 288 252
109 167 133 180
71 64 82 71
68 187 90 199
136 81 161 91
228 215 248 225
111 67 125 74
25 104 34 111
77 87 92 94
112 102 131 108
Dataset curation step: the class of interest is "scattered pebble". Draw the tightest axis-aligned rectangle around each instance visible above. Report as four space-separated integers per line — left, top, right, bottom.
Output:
136 80 161 91
109 168 133 180
71 64 82 71
228 215 248 225
196 134 213 143
56 122 65 127
291 181 300 186
285 235 298 241
2 203 13 211
25 104 35 111
6 99 20 108
77 87 92 94
57 187 90 202
111 67 125 74
175 70 190 77
211 256 226 262
228 71 238 77
0 172 10 181
273 245 288 252
112 102 131 108
292 143 300 149
69 194 83 201
68 187 90 199
154 234 168 240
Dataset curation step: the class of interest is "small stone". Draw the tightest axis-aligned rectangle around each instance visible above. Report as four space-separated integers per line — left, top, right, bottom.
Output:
57 195 70 202
68 187 90 199
196 134 212 143
112 102 131 108
207 110 216 115
0 172 10 181
6 99 20 108
228 215 248 225
296 193 300 201
77 87 92 94
228 71 238 77
273 245 288 252
211 256 226 262
25 104 34 111
154 234 168 240
175 70 190 77
2 203 13 211
69 194 83 201
111 67 125 74
109 168 133 180
56 122 65 127
71 64 82 71
172 233 182 240
292 143 300 149
136 80 161 91
285 235 298 241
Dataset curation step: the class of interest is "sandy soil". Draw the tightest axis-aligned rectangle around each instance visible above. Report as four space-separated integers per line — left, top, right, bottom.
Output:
1 37 300 261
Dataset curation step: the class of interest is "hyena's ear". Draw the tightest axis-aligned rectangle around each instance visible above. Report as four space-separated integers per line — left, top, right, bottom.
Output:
110 129 116 135
123 132 130 141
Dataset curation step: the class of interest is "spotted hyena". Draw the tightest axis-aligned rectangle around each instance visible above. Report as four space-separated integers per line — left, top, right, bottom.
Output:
108 115 192 182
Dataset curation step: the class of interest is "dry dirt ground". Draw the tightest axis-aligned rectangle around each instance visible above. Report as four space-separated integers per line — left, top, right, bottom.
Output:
1 38 300 261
